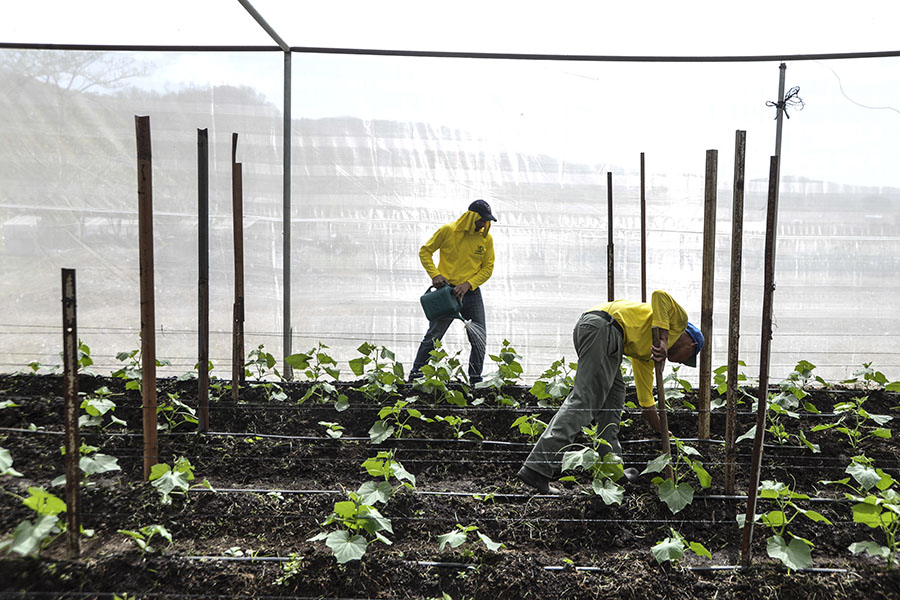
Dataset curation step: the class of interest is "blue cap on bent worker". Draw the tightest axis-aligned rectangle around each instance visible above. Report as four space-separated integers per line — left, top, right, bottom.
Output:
682 322 705 368
468 199 497 221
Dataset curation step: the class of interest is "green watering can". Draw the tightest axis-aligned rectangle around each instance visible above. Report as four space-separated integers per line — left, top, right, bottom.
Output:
420 285 464 322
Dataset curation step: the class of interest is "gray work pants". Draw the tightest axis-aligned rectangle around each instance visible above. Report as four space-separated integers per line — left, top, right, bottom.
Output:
523 312 625 478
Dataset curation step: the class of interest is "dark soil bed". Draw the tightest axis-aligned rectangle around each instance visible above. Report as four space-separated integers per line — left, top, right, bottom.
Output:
2 373 899 599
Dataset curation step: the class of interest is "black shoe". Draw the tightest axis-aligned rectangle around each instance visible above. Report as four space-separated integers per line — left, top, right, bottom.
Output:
623 467 640 482
517 466 561 495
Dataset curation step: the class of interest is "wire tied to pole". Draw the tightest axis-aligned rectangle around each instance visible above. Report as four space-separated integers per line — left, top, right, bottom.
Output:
766 85 804 119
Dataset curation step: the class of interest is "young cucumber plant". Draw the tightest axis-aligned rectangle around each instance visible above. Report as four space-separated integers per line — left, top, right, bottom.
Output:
157 391 198 432
285 343 348 411
663 364 694 410
361 450 416 494
118 524 173 558
437 524 505 555
736 391 820 454
642 436 712 514
433 414 483 441
559 423 627 505
821 454 899 567
737 479 833 572
810 395 892 449
349 342 405 403
712 360 755 410
369 397 431 444
510 414 547 444
0 487 76 557
474 339 523 406
243 344 288 402
841 361 891 390
307 490 393 564
51 440 121 487
148 456 214 505
112 347 172 391
79 386 127 431
528 356 576 407
651 527 712 565
411 339 470 406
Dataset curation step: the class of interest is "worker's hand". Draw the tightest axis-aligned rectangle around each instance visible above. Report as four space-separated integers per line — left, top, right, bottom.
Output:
432 275 449 288
453 281 472 299
651 328 669 364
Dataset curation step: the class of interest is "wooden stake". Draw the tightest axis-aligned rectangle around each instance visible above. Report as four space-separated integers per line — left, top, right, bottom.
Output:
640 153 647 303
232 133 245 402
135 115 158 481
652 327 674 480
698 150 717 439
61 268 80 559
198 128 209 432
724 131 747 494
606 171 614 302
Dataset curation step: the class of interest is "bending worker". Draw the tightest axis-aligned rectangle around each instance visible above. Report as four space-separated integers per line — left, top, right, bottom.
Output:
409 200 496 385
518 289 704 494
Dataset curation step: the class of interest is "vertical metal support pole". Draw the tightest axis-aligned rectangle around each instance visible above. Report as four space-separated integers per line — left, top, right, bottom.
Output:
774 63 787 200
606 171 614 302
282 50 293 379
698 150 717 439
741 155 780 568
135 115 158 481
652 327 674 480
724 131 746 495
61 268 80 559
197 128 209 432
640 153 647 303
232 133 245 402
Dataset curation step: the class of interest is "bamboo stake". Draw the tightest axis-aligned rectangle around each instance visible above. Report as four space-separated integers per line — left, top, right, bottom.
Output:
61 268 80 559
724 131 747 494
135 115 158 481
198 128 209 432
698 150 717 439
652 327 674 480
232 133 245 402
741 155 780 568
607 171 614 302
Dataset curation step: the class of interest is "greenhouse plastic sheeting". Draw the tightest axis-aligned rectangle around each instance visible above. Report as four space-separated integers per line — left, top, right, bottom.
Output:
1 49 899 384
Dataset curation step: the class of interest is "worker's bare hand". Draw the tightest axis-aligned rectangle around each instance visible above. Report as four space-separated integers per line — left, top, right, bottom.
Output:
453 281 472 299
432 275 449 288
651 342 668 363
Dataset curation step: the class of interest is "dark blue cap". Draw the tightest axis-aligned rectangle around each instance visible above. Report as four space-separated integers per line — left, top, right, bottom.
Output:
468 199 497 221
682 322 704 367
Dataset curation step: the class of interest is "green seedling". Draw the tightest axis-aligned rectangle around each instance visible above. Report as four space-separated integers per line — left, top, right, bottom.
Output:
810 395 892 449
243 344 288 401
841 361 890 389
23 360 59 375
529 357 576 407
437 524 505 556
0 487 67 557
369 397 431 443
474 339 524 406
118 524 172 558
223 546 259 557
651 527 712 565
821 454 899 566
112 347 172 391
79 386 127 431
157 391 198 432
712 360 754 410
643 436 712 514
770 359 827 412
1 447 23 477
52 440 121 486
286 343 348 410
663 364 694 409
433 414 483 440
411 339 470 407
148 456 214 505
319 421 344 439
349 342 405 403
510 414 547 444
307 490 393 563
737 393 819 454
361 450 416 492
737 479 832 572
275 552 304 585
559 423 626 505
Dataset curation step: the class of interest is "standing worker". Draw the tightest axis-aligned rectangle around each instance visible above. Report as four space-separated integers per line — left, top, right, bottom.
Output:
409 200 496 385
517 289 704 494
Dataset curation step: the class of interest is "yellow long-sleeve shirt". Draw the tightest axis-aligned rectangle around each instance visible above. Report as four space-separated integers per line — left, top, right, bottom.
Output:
419 210 494 290
587 290 689 408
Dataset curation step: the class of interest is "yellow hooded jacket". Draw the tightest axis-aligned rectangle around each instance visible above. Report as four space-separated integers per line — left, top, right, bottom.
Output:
587 290 689 408
419 210 495 289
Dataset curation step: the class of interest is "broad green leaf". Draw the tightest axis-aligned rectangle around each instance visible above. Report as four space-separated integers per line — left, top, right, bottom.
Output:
437 529 468 551
691 461 712 488
766 534 812 571
477 532 504 552
657 479 694 514
23 487 66 516
391 461 416 487
6 515 60 556
591 478 624 505
688 541 712 559
800 509 833 525
561 448 598 472
356 481 392 505
847 462 882 491
148 463 171 481
358 506 393 535
368 421 394 444
849 541 890 559
736 425 756 444
80 453 120 475
761 511 787 527
150 470 189 504
1 448 23 477
642 453 671 475
333 500 357 520
348 357 367 377
851 500 883 528
325 530 367 563
872 428 892 439
651 536 684 564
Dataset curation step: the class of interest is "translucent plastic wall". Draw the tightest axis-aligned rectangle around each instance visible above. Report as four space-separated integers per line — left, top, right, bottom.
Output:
1 49 898 384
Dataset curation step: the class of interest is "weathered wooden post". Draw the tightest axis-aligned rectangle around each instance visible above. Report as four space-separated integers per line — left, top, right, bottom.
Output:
698 150 717 439
198 128 209 432
231 133 245 402
61 268 80 559
607 171 614 302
